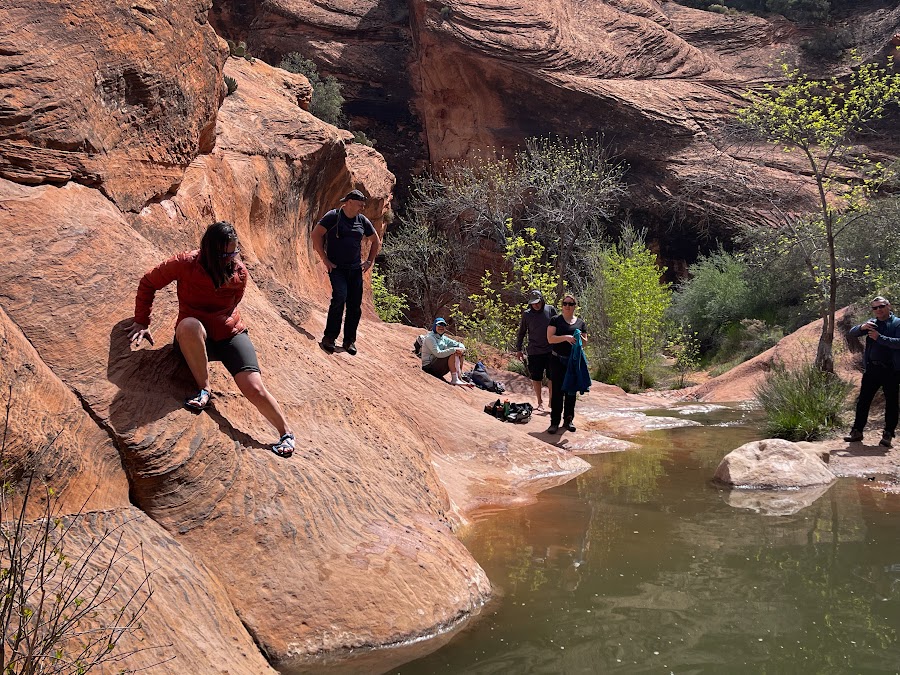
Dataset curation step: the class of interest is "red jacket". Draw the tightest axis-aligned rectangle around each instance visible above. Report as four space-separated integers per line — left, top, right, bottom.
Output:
134 251 247 342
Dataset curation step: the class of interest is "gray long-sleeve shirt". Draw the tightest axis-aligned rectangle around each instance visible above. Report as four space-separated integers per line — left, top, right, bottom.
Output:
515 304 557 356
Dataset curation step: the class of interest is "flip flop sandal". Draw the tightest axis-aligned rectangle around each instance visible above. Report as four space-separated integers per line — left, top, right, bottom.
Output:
185 388 211 412
272 432 295 458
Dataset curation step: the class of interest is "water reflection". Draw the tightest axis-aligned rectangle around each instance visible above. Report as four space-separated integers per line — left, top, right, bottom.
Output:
390 407 900 674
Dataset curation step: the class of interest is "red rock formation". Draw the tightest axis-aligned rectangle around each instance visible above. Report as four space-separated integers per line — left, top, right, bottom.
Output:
210 0 900 248
0 11 589 669
0 0 224 212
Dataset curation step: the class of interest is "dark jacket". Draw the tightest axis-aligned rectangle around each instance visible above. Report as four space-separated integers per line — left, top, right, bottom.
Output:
849 313 900 371
515 304 557 355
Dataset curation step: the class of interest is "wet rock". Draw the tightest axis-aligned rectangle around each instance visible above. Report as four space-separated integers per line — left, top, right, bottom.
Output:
714 439 836 488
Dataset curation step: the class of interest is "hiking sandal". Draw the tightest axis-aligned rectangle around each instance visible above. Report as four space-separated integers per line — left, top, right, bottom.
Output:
185 389 211 412
272 432 295 458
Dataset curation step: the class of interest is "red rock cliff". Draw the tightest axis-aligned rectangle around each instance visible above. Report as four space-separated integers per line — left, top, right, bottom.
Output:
0 0 588 669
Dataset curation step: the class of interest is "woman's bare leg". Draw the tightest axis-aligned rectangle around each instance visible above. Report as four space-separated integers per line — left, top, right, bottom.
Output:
234 371 292 437
175 318 210 390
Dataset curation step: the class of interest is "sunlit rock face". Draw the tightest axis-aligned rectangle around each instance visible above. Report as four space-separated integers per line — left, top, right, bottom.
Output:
210 0 900 252
0 1 592 665
714 439 836 488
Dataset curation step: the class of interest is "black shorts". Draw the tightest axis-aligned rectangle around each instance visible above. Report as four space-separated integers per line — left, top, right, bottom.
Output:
174 329 260 376
423 356 451 378
526 353 551 381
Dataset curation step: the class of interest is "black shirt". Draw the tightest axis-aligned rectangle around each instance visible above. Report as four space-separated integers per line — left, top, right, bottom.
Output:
319 208 376 268
550 315 587 358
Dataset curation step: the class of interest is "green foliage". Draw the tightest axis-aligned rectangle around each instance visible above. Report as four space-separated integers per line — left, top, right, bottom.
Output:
371 265 408 323
451 271 520 357
754 363 853 440
451 224 560 355
351 130 376 147
670 0 832 21
800 27 852 61
670 248 752 348
278 53 345 126
667 326 701 389
506 358 528 376
224 75 238 96
380 212 464 320
737 54 900 372
597 227 672 390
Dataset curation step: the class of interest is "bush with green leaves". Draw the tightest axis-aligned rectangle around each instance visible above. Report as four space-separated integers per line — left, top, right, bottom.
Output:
371 265 408 323
755 363 853 440
278 53 345 126
584 226 671 390
667 326 701 389
669 248 752 350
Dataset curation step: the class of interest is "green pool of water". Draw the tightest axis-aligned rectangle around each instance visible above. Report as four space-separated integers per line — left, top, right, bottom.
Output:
389 405 900 674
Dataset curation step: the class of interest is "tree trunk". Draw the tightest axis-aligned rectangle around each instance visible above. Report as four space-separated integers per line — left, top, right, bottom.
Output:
815 211 838 373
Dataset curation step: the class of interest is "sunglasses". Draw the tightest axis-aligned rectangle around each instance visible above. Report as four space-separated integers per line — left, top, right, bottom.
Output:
220 248 241 259
872 304 888 310
562 301 576 307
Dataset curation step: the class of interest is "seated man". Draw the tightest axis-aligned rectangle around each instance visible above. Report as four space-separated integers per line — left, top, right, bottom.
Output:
420 318 474 387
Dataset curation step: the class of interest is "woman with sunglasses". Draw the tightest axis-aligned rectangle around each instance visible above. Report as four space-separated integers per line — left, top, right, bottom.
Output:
546 292 588 434
126 221 295 457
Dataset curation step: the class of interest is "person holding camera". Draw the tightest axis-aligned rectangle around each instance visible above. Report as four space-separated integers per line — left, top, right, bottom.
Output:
844 296 900 448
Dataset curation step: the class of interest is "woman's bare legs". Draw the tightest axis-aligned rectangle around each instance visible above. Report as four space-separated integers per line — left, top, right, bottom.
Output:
175 318 210 391
234 371 292 437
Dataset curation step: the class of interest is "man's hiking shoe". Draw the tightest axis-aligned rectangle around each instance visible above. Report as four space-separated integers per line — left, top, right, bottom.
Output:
546 423 559 435
320 337 336 353
342 342 357 356
564 417 576 432
879 433 894 449
272 433 295 458
844 429 864 443
185 389 211 412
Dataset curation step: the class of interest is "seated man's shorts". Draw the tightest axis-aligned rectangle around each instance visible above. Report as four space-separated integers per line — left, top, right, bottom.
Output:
175 328 261 376
423 356 451 378
526 352 551 382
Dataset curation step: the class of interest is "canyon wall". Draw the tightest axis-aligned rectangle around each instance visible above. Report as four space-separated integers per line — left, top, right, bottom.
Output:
0 0 589 669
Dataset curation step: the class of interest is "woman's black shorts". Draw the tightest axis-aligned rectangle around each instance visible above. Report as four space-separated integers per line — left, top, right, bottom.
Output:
174 329 260 376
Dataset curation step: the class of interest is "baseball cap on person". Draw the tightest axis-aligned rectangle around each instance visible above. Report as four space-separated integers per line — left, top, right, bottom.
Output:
434 317 448 326
527 290 544 305
340 190 368 203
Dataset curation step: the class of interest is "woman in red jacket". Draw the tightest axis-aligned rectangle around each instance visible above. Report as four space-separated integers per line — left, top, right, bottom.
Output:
126 221 295 457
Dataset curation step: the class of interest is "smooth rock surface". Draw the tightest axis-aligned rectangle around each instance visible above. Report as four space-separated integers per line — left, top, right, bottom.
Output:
714 438 836 488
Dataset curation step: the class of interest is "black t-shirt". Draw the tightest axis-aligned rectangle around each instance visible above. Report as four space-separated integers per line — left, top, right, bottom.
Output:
318 208 376 268
550 315 587 358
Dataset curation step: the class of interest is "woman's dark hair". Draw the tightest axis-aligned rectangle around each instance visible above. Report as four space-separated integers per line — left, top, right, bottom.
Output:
198 221 238 288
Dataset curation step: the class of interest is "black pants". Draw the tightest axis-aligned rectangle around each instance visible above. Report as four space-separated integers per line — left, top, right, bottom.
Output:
324 267 363 344
549 354 576 425
852 364 899 435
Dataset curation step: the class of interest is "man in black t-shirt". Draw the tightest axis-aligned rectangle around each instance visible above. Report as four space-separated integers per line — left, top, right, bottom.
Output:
312 190 382 355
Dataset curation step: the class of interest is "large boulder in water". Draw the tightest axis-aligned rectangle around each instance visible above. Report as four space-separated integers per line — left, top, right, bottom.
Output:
714 439 836 488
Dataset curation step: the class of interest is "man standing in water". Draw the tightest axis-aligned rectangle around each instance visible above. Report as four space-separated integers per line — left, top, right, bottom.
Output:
312 190 381 355
515 289 557 410
845 296 900 448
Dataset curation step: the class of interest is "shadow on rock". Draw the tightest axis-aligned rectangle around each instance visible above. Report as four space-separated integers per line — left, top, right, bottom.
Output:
722 483 833 516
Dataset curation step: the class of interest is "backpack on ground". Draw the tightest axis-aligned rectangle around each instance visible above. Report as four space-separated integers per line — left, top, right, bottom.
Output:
484 399 533 424
468 361 506 394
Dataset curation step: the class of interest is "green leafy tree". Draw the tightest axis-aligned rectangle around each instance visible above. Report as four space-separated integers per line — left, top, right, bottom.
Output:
278 53 345 126
601 228 672 389
737 55 900 372
667 326 701 389
371 265 408 323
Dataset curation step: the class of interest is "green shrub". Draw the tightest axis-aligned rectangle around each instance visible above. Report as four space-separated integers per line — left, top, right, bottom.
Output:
506 358 528 376
755 363 853 441
800 27 852 60
371 265 408 323
352 130 376 147
224 75 238 96
279 53 345 126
